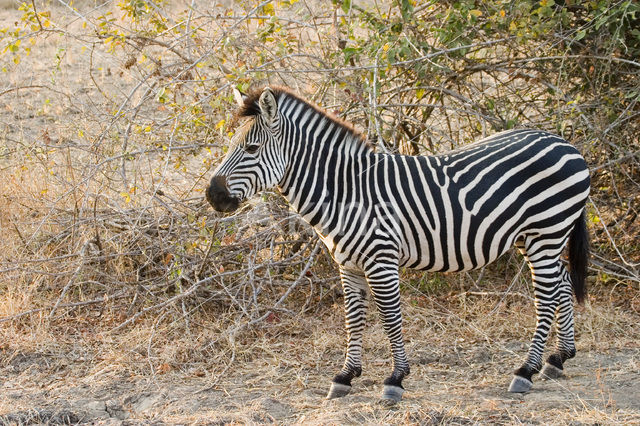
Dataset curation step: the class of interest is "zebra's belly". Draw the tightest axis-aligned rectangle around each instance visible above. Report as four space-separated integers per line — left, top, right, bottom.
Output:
398 234 514 273
320 222 515 272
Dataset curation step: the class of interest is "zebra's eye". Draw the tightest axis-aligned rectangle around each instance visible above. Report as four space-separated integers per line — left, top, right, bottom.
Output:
245 144 260 154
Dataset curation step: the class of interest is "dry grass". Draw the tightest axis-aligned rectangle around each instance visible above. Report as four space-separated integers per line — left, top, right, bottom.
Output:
1 285 639 424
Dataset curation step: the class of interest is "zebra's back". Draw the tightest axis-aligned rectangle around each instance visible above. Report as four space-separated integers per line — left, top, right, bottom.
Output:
371 129 590 272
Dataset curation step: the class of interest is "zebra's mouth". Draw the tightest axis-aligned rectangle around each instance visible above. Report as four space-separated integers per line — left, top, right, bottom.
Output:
207 194 241 213
206 176 242 213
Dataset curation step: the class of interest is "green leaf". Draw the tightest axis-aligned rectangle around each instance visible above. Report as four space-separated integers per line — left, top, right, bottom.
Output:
342 46 361 63
397 0 414 22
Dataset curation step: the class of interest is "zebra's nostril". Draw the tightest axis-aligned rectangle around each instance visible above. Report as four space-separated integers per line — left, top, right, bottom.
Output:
209 176 228 192
207 176 229 198
206 176 240 212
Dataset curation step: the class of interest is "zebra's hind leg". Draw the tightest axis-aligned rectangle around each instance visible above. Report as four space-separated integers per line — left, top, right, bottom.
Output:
327 267 368 399
540 264 576 380
509 253 563 393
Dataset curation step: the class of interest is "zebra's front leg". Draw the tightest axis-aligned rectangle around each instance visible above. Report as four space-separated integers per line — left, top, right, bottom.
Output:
367 263 409 404
327 267 368 399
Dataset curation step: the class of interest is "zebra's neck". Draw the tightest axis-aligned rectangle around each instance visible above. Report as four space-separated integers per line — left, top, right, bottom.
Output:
276 95 374 233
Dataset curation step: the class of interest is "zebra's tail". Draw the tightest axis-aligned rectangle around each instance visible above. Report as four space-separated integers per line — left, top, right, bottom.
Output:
568 210 589 305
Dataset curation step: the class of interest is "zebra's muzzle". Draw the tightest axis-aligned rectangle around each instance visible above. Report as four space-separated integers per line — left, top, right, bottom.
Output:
206 176 241 213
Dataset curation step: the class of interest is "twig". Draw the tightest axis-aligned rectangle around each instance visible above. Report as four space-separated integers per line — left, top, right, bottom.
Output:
30 0 44 30
0 291 128 324
109 275 218 333
49 241 91 318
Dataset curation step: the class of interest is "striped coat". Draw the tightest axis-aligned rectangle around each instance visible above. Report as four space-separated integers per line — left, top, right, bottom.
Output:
207 86 590 402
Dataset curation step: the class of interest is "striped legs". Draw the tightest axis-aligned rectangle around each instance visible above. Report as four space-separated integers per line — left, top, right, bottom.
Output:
327 262 410 403
327 267 368 399
540 265 576 379
510 238 576 392
366 262 410 402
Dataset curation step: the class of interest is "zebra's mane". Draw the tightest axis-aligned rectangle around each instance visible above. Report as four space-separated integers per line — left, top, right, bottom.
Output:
236 86 374 151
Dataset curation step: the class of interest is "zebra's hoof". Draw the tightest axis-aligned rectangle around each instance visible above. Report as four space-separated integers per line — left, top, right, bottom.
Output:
379 384 404 405
540 362 564 380
508 375 533 393
326 382 351 399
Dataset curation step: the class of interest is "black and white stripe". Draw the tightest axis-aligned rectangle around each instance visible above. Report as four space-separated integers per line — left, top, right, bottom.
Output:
206 87 590 401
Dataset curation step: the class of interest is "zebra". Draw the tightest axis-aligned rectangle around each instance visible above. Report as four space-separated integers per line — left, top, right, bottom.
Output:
206 86 590 403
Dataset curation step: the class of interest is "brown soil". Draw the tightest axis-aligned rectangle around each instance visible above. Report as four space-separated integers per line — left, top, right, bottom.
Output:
1 303 639 425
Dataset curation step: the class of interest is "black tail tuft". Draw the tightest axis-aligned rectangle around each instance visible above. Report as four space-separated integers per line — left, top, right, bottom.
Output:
568 211 589 304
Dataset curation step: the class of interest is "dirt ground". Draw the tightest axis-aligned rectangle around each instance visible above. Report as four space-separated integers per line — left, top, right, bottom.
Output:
1 303 639 425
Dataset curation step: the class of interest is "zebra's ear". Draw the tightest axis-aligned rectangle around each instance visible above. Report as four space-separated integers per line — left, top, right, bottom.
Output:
259 87 278 124
233 88 247 107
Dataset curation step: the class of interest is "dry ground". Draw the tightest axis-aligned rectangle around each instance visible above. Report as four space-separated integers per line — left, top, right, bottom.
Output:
1 293 639 425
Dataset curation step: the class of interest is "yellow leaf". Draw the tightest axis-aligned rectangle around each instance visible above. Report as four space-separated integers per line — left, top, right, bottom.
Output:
215 119 225 130
82 21 87 29
470 9 482 17
13 56 20 64
262 3 275 15
43 19 50 28
120 192 131 203
78 129 84 138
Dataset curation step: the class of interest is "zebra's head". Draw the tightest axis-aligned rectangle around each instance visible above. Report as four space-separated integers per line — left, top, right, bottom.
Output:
206 87 285 213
